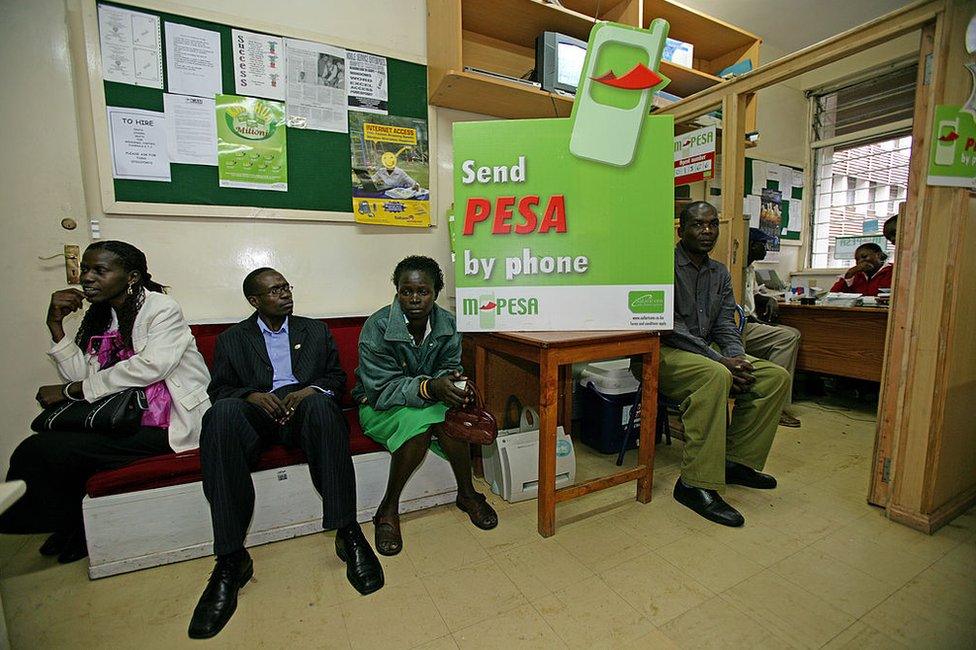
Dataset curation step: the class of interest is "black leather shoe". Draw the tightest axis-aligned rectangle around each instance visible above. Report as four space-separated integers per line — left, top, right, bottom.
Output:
188 551 253 639
335 522 384 596
673 478 745 527
40 530 70 557
56 529 88 564
726 461 777 489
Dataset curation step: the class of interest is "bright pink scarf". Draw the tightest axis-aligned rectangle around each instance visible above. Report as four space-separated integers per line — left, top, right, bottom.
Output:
87 331 172 429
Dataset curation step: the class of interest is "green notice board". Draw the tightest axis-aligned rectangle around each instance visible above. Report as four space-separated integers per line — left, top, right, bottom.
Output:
100 1 427 212
744 157 804 241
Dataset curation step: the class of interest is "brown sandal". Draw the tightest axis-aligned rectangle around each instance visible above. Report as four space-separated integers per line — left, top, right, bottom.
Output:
456 494 498 530
372 513 403 556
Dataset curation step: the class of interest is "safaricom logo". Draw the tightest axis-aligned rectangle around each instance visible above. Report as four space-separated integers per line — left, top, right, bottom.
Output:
462 297 539 316
628 291 665 314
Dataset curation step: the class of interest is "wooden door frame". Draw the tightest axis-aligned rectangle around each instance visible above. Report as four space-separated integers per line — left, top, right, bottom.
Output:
659 0 948 511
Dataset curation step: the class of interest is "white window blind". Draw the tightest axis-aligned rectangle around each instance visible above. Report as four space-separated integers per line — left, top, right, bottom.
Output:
809 63 916 268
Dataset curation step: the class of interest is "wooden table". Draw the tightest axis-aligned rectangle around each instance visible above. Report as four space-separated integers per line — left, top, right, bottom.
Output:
471 331 660 537
777 304 889 381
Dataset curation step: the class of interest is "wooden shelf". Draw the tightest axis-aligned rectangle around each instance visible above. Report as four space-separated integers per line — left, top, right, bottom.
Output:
660 60 722 96
643 0 761 64
463 0 596 48
428 0 760 123
429 70 573 118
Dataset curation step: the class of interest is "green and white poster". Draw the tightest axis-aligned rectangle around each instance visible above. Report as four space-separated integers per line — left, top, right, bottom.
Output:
453 20 675 332
216 94 288 191
927 104 976 189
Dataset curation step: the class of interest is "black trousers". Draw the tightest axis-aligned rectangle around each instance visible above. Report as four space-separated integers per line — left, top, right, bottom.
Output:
200 388 356 556
0 426 171 535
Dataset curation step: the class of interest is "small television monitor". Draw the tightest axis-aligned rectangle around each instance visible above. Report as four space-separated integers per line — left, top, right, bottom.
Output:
536 31 588 94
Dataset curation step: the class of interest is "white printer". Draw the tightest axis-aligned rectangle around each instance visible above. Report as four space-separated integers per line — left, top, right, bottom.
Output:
482 407 576 503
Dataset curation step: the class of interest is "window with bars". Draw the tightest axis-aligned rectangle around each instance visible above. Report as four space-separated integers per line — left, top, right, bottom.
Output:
809 62 916 268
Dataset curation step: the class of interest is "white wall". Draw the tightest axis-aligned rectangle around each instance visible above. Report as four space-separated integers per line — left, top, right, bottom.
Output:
0 0 474 475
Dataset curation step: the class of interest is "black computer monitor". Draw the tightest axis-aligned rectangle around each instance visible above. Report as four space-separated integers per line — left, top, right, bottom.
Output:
536 31 588 94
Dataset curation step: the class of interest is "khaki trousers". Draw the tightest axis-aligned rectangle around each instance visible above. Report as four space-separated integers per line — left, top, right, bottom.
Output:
743 322 800 407
659 346 790 490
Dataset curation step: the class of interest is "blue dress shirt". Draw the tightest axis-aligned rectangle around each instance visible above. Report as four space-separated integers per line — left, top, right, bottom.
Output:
258 317 300 391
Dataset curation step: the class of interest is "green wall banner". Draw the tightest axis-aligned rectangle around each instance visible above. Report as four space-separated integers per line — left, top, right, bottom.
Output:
216 94 288 191
927 104 976 189
452 20 674 331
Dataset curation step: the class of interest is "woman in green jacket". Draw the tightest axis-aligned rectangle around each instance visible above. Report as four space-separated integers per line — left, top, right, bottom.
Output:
354 256 498 555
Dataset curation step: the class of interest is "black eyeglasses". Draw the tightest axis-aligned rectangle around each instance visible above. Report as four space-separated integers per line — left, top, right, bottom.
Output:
253 284 293 297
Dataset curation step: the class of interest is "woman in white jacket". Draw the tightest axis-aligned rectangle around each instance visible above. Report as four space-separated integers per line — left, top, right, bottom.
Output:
0 241 211 563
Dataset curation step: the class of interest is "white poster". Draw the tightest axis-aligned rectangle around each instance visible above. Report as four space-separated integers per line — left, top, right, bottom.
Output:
107 107 170 181
744 194 762 228
163 94 217 166
98 4 163 89
164 23 222 97
750 160 767 194
284 38 348 132
347 50 388 114
232 29 285 100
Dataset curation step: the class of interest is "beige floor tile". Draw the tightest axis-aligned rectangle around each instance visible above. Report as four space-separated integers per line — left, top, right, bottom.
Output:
890 566 976 625
769 547 895 618
422 558 526 632
0 533 32 573
929 536 976 580
403 518 490 577
724 571 856 649
553 517 650 573
821 621 908 649
839 508 969 559
609 499 700 551
599 549 714 626
340 579 448 650
469 508 538 556
861 585 976 648
617 626 681 649
532 576 658 649
413 634 460 650
701 520 809 568
494 537 594 601
452 604 564 649
809 524 933 588
659 594 793 649
656 534 764 592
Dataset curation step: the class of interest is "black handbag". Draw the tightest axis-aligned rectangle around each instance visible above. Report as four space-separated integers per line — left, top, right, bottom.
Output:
31 388 148 436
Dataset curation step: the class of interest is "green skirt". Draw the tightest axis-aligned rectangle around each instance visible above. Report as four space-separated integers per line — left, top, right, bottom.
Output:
359 403 448 459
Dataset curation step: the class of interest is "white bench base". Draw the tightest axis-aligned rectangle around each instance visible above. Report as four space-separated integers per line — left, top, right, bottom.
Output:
83 451 457 579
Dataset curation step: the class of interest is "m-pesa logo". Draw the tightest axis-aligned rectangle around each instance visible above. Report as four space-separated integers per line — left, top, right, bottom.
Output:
461 297 539 316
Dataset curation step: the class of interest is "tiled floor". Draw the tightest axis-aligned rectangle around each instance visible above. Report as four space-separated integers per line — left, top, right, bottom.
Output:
2 399 975 648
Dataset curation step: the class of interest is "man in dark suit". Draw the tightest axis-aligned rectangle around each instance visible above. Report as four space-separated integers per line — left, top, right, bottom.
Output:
188 268 383 640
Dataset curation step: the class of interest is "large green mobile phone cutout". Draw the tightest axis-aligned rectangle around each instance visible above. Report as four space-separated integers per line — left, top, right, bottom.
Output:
570 20 671 167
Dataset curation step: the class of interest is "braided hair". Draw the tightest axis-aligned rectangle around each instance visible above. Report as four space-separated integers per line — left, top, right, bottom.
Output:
75 241 166 354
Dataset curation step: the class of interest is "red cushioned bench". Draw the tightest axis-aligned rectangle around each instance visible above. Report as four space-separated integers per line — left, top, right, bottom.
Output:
85 317 381 499
82 316 457 579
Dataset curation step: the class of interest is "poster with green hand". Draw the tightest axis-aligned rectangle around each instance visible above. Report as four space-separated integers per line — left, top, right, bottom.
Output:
216 94 288 191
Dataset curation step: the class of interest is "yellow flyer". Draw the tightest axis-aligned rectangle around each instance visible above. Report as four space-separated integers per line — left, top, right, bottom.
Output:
349 112 430 227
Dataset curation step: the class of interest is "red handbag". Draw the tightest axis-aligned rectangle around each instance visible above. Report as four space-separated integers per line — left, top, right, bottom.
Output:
442 381 498 445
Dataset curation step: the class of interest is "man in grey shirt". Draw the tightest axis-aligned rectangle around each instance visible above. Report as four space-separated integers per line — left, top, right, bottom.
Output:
661 201 790 527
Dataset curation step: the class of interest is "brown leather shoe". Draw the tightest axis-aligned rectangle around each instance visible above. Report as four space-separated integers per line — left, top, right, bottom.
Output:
779 413 801 427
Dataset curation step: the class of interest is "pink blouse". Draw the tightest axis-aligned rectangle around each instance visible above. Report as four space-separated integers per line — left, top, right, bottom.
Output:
87 330 172 429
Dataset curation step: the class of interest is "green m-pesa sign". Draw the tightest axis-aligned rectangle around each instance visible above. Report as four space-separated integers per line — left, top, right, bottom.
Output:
451 22 676 331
